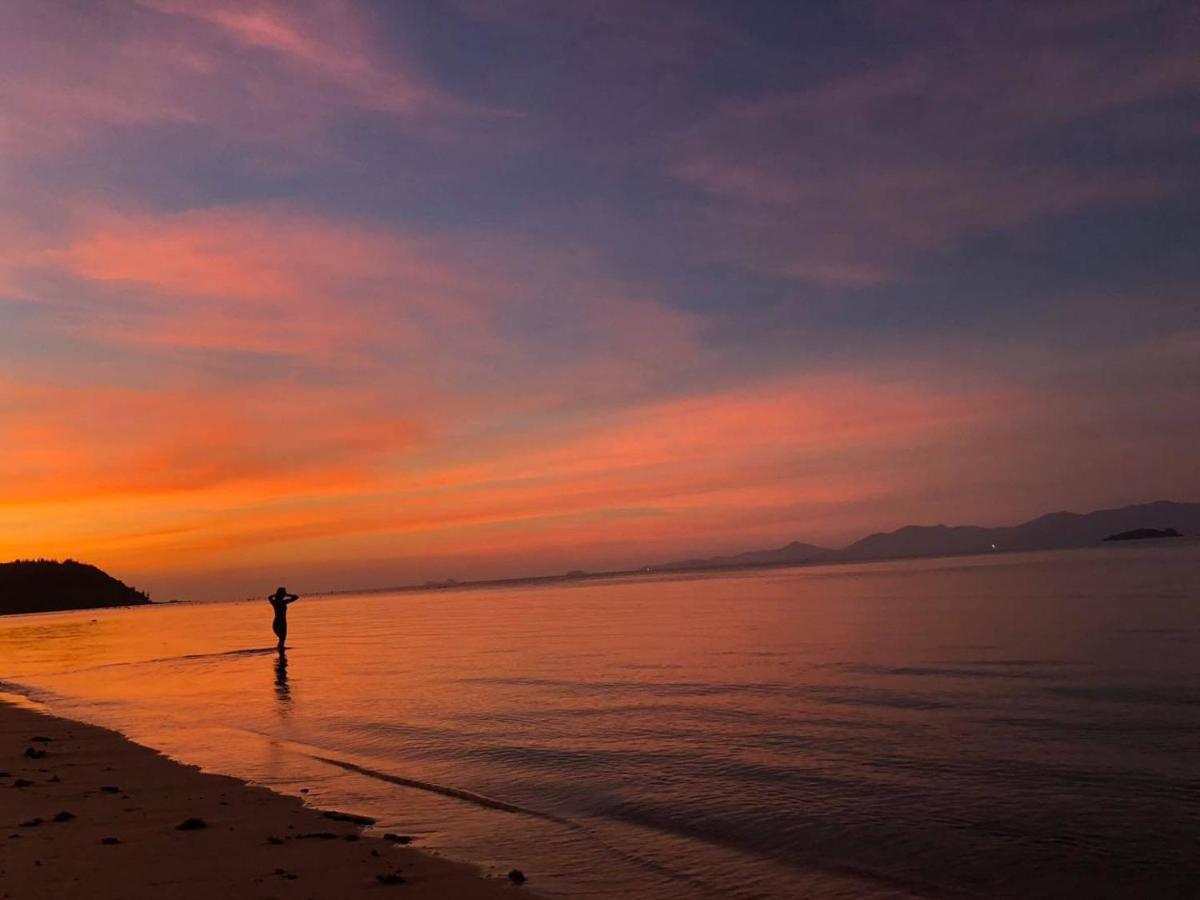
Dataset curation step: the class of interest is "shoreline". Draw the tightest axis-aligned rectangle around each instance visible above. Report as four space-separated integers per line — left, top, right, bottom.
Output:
0 698 528 899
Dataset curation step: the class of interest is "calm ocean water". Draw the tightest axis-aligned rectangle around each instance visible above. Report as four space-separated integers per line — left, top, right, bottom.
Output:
2 542 1198 898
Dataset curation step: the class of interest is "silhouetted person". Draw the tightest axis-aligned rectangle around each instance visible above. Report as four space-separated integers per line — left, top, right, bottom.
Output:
268 586 298 650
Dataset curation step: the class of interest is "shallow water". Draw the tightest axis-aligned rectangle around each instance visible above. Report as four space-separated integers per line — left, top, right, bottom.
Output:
2 542 1199 898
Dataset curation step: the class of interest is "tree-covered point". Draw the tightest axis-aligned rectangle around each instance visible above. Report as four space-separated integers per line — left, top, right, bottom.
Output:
0 559 150 616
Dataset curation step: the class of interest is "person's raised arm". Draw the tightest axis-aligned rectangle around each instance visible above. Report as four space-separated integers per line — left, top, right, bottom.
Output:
285 593 298 604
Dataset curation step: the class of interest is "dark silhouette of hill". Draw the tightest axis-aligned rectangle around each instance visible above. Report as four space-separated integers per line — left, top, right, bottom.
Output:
649 501 1198 572
836 501 1198 560
0 559 150 616
657 541 832 572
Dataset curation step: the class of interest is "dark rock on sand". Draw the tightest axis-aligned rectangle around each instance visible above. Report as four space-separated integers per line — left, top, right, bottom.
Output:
176 817 208 830
323 810 376 825
24 747 47 759
508 869 527 884
53 810 76 822
297 831 338 840
19 818 44 827
377 873 407 885
100 836 122 845
383 832 414 844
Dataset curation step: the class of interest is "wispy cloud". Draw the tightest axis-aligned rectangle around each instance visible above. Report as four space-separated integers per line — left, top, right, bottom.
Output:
671 2 1199 284
0 0 472 163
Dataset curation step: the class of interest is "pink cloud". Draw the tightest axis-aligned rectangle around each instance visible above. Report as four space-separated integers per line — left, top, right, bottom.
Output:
0 0 472 162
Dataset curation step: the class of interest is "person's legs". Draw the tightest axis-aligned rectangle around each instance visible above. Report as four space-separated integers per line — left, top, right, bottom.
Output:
273 618 286 649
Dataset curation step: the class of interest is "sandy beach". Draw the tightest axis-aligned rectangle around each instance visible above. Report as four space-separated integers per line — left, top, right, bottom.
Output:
0 698 526 899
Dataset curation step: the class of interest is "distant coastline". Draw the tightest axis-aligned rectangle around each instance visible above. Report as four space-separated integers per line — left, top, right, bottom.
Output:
315 499 1198 600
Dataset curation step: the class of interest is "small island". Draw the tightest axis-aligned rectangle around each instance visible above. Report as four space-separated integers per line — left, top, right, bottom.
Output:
1102 528 1182 542
0 559 150 616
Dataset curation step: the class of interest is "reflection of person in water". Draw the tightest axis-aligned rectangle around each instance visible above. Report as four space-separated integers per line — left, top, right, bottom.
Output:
268 587 298 650
274 649 290 704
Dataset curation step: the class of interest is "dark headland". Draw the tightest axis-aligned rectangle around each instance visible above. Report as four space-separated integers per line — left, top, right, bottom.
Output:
0 559 150 616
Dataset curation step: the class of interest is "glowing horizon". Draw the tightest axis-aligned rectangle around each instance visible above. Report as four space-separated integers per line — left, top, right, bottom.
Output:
2 2 1198 600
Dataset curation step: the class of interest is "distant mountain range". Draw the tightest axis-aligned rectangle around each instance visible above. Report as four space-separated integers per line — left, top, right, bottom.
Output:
648 500 1200 573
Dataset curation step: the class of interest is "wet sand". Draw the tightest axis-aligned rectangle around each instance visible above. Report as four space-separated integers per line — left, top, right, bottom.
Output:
0 699 527 899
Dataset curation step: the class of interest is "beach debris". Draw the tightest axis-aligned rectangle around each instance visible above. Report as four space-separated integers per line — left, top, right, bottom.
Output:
12 778 33 788
273 868 299 880
19 818 43 828
383 832 414 844
52 810 76 822
100 837 121 845
296 831 337 840
176 817 208 831
23 747 47 759
300 787 309 793
266 835 285 844
100 785 121 793
323 810 375 825
30 736 52 743
508 869 528 884
376 873 407 885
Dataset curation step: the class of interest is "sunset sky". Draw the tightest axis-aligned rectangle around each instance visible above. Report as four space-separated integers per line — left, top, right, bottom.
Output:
2 1 1198 600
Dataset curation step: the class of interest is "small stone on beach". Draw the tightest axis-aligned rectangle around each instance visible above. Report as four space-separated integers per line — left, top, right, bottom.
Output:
52 810 76 822
100 837 121 845
383 832 414 844
508 869 527 884
323 810 375 825
376 873 406 885
23 747 46 759
18 818 43 828
176 817 208 831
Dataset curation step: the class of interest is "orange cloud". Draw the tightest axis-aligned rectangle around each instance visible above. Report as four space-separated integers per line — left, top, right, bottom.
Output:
0 379 422 506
